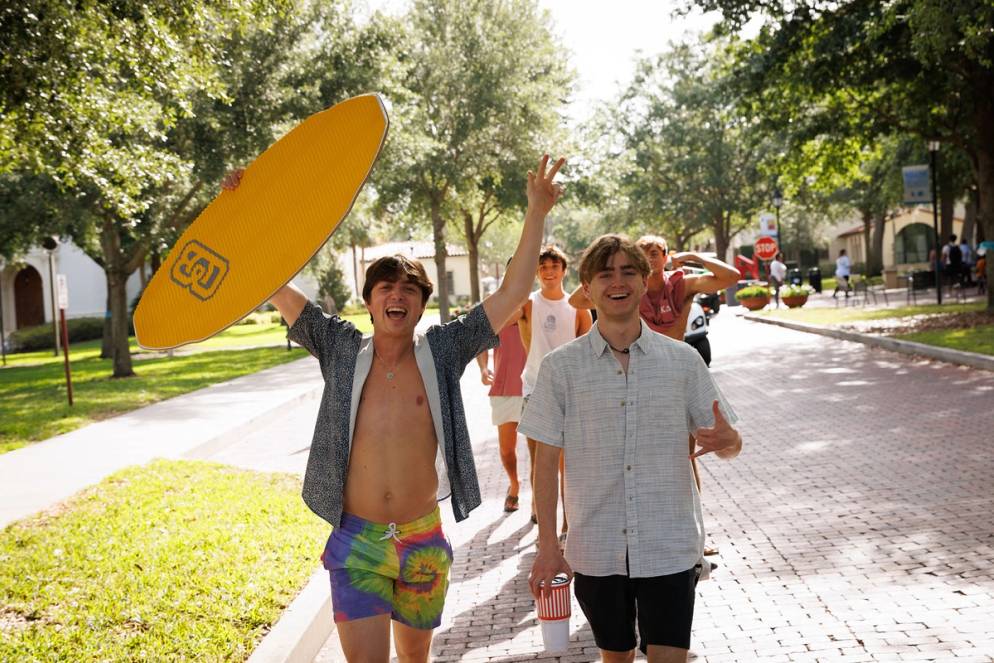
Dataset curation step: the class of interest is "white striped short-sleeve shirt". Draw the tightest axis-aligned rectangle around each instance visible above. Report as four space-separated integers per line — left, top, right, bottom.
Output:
518 320 738 578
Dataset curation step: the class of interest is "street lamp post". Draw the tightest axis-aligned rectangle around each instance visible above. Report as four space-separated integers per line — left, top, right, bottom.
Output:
41 237 61 355
928 141 942 305
772 188 783 245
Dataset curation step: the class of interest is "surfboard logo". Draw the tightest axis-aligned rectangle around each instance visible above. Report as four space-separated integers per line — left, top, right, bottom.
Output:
170 240 230 301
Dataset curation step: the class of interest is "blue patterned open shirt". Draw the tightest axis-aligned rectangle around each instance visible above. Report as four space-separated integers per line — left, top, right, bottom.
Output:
288 302 498 527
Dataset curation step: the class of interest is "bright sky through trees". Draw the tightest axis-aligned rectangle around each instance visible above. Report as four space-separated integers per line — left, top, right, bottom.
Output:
363 0 739 125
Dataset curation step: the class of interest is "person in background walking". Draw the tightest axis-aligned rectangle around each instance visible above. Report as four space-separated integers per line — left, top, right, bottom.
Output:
769 252 787 308
477 295 528 513
833 249 851 298
519 245 593 546
942 234 964 290
959 236 974 287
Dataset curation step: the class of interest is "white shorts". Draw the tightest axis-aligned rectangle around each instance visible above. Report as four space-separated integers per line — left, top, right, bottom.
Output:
490 396 524 426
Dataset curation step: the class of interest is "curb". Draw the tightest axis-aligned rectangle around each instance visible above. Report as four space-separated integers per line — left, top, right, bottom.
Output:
182 383 321 461
743 313 994 372
248 569 334 663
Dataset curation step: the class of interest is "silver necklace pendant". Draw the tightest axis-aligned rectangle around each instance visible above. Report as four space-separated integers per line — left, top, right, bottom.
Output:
386 371 395 380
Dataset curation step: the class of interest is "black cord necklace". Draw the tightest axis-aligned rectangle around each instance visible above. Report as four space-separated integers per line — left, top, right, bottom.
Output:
606 328 641 355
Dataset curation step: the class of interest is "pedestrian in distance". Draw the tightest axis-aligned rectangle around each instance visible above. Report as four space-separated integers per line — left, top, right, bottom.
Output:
518 244 593 546
769 252 787 308
522 233 743 663
833 248 851 298
943 234 965 290
222 154 566 663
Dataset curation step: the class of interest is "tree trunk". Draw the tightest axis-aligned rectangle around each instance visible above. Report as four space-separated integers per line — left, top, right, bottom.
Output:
962 186 977 246
100 285 112 359
431 199 450 322
713 212 729 267
463 210 481 304
860 209 872 275
99 219 135 377
870 213 886 276
351 242 360 300
107 268 134 377
972 97 994 311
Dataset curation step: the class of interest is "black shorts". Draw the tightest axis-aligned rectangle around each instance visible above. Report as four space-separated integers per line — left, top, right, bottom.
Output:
573 566 698 654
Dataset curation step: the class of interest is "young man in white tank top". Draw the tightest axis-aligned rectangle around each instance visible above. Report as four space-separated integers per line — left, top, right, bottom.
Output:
519 245 592 545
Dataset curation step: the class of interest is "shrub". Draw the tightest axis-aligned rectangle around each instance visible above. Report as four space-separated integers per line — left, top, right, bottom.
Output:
781 284 815 298
736 285 772 299
8 317 105 352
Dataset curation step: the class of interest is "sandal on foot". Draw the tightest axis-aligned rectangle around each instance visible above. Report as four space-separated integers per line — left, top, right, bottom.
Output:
503 493 519 513
703 545 719 556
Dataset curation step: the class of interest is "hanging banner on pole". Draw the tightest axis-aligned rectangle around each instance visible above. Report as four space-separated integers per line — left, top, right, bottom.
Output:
758 213 777 237
902 165 931 204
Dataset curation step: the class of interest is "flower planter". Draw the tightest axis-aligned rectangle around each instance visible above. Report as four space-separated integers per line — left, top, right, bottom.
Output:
782 295 808 309
738 296 770 311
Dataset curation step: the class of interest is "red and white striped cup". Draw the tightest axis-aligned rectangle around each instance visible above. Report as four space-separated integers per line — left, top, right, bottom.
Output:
536 574 571 652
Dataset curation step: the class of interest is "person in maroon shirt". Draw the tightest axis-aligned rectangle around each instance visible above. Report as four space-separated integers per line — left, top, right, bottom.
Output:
477 309 528 512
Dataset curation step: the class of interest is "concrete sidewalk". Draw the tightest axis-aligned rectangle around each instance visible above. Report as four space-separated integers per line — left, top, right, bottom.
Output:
0 354 323 529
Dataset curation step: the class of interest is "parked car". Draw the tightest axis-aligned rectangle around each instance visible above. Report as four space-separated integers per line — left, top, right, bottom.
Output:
695 291 720 318
684 300 710 366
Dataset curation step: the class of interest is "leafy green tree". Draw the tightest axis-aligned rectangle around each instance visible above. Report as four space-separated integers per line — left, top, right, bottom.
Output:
316 259 352 314
375 0 571 320
694 0 994 307
612 39 768 260
1 1 398 375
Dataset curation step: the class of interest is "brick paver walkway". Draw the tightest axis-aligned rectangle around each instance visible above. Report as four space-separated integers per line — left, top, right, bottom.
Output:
316 313 994 662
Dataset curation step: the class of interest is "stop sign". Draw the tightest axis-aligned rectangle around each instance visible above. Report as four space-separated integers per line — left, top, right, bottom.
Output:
754 236 779 261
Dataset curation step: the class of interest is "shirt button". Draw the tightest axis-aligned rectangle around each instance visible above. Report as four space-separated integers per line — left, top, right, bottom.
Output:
627 465 632 471
622 528 627 534
620 400 625 407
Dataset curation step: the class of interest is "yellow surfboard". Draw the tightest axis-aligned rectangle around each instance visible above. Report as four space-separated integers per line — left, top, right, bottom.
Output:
134 93 388 350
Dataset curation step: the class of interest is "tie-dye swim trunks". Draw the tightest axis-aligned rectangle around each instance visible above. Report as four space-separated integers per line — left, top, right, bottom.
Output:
322 507 453 630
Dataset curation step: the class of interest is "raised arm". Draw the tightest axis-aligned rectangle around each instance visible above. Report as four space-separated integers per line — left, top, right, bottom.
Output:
672 252 741 296
567 284 593 310
482 155 565 332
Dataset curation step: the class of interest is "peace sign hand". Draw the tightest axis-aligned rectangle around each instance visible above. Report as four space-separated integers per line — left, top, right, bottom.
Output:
692 400 741 459
527 154 566 216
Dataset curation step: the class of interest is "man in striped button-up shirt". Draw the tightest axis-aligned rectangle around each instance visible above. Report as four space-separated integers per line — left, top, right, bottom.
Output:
520 234 743 663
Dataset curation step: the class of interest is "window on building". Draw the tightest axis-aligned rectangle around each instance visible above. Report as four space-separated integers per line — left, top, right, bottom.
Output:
894 223 935 264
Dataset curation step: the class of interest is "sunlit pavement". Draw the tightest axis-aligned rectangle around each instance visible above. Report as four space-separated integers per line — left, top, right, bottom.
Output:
313 309 994 661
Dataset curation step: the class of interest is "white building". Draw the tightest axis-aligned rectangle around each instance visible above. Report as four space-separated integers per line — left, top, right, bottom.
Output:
350 241 473 305
0 239 320 345
0 241 144 342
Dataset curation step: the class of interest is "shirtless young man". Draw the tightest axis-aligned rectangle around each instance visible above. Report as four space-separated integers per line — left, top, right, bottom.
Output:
519 246 592 543
223 155 565 662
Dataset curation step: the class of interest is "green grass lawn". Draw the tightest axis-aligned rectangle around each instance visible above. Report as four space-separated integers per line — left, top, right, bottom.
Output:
758 302 985 325
3 315 374 369
0 346 307 455
0 459 326 661
895 326 994 357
